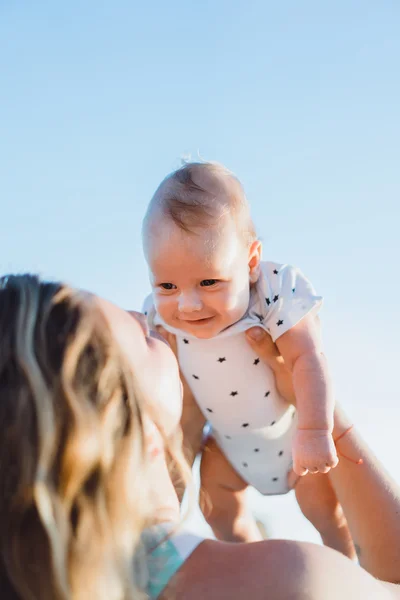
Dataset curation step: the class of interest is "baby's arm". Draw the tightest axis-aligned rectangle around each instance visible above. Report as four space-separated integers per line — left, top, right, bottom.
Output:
275 314 338 475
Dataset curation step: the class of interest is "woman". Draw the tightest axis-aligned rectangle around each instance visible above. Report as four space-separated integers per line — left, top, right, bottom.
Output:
0 274 187 600
0 274 399 599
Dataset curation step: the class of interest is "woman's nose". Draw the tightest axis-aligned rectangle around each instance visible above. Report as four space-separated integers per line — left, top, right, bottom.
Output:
127 310 150 335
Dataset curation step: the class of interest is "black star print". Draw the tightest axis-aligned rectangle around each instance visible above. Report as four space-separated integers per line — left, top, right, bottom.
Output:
183 338 189 344
242 423 249 428
272 477 279 482
273 294 279 303
254 448 260 453
218 357 226 363
253 358 260 365
265 391 270 397
276 319 284 326
265 298 271 306
278 450 284 456
230 391 238 397
273 269 279 275
206 408 213 413
292 288 296 293
192 374 199 380
144 311 147 316
243 462 248 467
270 420 276 426
255 313 263 323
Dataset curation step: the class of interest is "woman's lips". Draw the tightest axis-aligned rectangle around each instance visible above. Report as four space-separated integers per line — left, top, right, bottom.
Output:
149 329 171 347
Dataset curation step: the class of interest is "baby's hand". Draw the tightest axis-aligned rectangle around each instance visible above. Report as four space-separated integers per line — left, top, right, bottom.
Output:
292 429 338 476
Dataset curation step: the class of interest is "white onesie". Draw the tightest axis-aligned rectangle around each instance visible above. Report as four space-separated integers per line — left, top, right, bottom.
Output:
143 262 322 495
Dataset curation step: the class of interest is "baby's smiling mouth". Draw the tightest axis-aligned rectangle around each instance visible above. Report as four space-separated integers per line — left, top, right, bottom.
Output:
180 316 214 324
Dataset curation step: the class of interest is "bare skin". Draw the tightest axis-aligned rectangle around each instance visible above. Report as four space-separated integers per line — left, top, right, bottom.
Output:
144 165 337 475
158 325 356 557
199 436 265 543
329 404 400 583
135 321 400 599
244 325 400 584
163 539 396 600
4 289 398 600
112 310 400 600
200 436 356 556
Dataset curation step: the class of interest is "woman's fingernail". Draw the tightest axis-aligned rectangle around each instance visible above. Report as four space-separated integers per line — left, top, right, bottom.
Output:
246 327 266 341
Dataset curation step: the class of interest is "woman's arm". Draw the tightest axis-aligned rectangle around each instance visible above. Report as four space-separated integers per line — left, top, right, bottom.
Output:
246 326 400 583
165 537 397 600
330 404 400 582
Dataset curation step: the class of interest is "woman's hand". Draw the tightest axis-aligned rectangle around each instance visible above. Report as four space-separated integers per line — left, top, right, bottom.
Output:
245 327 297 489
245 327 296 405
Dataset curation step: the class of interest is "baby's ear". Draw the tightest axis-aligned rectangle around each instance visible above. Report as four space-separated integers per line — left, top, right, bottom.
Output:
248 240 262 283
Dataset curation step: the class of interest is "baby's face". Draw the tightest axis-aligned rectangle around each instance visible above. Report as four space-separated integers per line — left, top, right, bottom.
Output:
146 220 260 339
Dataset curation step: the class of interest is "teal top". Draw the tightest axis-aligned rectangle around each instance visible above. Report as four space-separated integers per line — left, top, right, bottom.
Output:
143 524 203 599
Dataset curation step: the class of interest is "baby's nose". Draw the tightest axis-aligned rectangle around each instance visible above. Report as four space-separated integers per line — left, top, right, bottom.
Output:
178 292 202 312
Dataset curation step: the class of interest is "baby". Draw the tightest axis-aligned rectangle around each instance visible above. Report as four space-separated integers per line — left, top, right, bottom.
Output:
142 161 351 550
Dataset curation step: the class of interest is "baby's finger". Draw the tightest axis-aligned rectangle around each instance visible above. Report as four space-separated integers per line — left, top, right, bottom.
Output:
293 463 309 477
317 463 332 474
329 455 339 469
287 468 302 489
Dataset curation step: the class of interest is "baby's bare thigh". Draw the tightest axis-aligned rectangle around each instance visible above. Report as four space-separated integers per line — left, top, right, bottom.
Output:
200 437 247 492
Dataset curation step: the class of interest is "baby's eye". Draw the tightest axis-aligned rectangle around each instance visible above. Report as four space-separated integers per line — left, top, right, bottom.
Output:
200 279 219 287
160 283 177 290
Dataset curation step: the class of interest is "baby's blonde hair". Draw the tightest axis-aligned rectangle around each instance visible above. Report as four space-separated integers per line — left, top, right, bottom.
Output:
144 161 257 245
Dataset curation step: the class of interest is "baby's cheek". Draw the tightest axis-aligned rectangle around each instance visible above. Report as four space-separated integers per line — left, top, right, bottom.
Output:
154 296 174 324
218 289 248 323
212 290 232 312
227 284 250 313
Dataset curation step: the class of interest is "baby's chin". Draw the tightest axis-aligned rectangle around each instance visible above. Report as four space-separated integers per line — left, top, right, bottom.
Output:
180 324 221 340
186 327 221 340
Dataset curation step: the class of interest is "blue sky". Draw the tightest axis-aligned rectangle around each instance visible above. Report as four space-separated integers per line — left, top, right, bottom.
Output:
1 1 399 542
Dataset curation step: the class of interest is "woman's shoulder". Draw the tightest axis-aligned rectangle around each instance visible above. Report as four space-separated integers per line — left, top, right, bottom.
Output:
162 538 397 600
162 538 306 600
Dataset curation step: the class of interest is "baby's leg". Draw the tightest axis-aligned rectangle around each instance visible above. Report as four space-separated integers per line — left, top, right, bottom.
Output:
200 437 263 543
294 472 356 559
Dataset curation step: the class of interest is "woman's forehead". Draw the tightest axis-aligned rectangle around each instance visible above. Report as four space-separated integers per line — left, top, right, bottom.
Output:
95 297 147 358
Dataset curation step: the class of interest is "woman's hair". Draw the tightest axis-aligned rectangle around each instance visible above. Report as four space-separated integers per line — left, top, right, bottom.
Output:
0 274 154 599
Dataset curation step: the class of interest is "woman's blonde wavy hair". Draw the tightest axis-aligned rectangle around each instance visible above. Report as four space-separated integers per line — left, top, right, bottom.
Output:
0 274 182 600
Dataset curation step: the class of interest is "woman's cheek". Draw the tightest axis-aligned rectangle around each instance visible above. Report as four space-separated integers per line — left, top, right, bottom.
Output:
144 345 182 434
